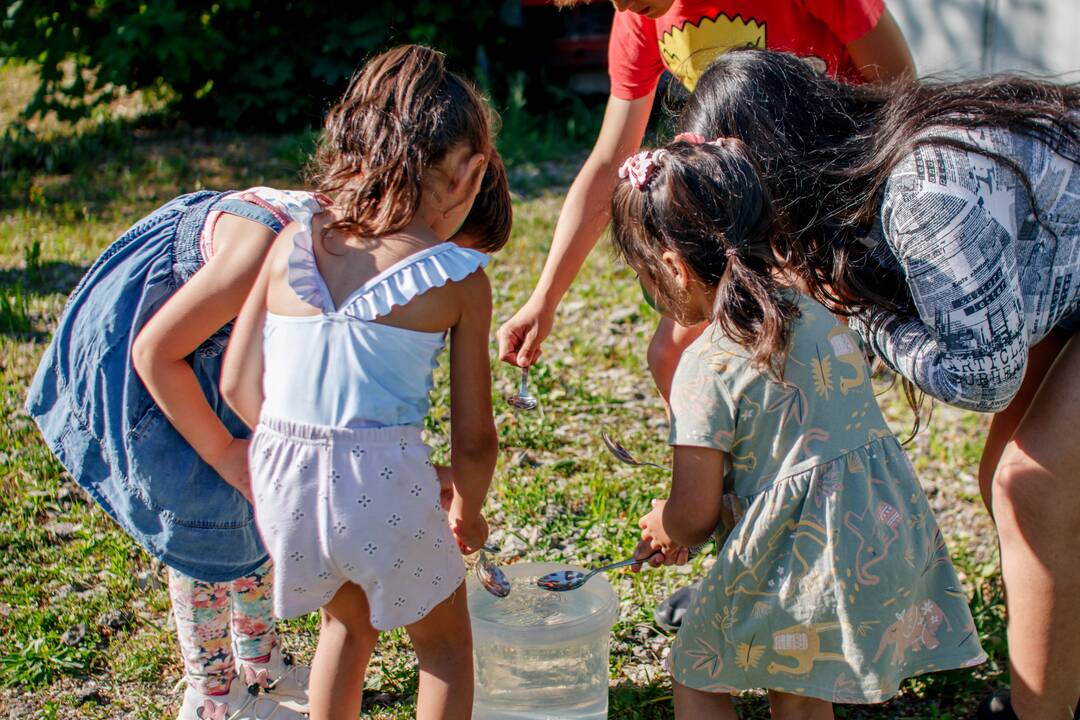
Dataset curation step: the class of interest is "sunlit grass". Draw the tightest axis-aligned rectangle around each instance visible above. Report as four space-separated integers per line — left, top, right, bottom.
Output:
0 62 1002 718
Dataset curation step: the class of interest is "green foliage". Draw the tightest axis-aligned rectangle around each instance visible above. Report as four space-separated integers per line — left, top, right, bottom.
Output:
0 62 1007 717
2 1 508 129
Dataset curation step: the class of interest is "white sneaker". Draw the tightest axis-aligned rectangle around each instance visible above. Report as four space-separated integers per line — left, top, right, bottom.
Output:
176 679 305 719
236 648 310 714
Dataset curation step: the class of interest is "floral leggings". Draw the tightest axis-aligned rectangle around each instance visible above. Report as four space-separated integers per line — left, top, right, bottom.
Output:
168 562 277 695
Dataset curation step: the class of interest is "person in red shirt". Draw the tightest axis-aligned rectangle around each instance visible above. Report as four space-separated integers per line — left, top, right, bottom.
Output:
498 0 914 402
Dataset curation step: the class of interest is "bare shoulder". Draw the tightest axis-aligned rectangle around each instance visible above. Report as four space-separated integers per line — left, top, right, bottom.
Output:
206 212 278 269
433 264 491 317
453 265 491 300
264 221 323 316
379 263 490 333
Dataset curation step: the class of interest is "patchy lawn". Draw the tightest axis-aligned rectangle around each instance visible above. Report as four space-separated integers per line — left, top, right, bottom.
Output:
0 63 1004 719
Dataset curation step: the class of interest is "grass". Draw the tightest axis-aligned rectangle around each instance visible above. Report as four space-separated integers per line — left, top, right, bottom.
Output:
0 62 1005 718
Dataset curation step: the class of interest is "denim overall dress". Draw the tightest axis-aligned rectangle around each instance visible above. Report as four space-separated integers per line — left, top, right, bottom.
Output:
26 190 311 583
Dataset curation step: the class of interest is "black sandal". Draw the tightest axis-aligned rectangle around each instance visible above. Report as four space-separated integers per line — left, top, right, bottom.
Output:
653 581 700 632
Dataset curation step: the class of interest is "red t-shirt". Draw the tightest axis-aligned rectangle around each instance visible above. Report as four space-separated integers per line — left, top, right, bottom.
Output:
608 0 884 99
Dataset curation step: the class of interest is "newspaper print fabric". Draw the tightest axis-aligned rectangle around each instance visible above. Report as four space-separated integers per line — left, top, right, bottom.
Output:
853 124 1080 411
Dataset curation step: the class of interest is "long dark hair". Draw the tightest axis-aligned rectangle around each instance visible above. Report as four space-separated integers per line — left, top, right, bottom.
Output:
680 49 1080 423
611 138 799 380
680 49 1080 320
311 45 494 239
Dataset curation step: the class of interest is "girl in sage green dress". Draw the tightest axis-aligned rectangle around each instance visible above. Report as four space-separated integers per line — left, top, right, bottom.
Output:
611 134 986 718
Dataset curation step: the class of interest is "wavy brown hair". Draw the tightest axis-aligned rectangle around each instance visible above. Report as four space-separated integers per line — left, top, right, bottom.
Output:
310 45 494 240
611 139 799 380
453 152 512 253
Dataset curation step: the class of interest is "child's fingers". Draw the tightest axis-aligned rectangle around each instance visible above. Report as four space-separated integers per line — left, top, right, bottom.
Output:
434 466 454 512
516 327 541 368
662 547 688 566
631 540 653 572
232 474 254 504
496 322 526 366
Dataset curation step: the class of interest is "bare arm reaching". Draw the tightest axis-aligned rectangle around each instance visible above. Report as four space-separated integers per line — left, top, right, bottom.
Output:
448 269 499 553
497 93 654 367
847 8 915 83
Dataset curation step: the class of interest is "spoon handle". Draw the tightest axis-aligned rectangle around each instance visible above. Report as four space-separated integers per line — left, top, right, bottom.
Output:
618 540 709 572
593 549 662 576
518 366 529 395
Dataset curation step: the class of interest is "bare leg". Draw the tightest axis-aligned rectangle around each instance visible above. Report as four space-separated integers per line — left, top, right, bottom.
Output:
978 331 1067 511
993 335 1080 718
766 690 834 720
405 582 473 720
673 680 738 719
309 582 379 720
648 318 708 403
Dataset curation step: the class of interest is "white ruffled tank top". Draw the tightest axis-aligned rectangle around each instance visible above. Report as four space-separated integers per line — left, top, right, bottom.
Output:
261 202 488 429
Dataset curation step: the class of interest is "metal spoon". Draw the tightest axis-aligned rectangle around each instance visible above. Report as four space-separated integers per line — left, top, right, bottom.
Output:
536 550 663 592
506 366 538 411
537 541 709 592
474 545 511 598
602 432 668 472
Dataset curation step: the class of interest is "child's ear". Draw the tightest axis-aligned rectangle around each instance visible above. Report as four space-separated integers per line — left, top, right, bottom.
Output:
660 250 692 291
452 152 487 198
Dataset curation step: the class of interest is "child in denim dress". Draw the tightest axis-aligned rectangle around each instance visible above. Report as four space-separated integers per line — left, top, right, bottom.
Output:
221 45 506 720
25 65 510 720
612 136 985 718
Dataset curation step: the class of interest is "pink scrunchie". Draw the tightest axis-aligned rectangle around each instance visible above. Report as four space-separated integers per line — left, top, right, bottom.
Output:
618 149 666 191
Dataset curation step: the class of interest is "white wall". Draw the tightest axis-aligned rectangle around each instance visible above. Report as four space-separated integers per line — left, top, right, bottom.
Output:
890 0 1080 78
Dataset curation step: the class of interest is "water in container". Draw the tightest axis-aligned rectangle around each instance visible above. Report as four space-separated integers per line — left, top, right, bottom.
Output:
469 562 619 719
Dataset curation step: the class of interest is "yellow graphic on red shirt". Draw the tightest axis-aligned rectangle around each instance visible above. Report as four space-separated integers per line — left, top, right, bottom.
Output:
659 14 766 91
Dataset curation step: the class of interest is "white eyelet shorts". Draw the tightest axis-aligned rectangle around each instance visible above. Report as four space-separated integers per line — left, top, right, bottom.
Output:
249 417 465 630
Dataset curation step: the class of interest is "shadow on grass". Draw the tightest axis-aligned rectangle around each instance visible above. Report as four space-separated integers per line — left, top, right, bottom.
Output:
0 261 89 296
2 119 314 215
0 260 89 339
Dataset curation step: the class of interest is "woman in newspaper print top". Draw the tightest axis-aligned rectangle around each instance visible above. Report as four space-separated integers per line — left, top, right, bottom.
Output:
679 49 1080 719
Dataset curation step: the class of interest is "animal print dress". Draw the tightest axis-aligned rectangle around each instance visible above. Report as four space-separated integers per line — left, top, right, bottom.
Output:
666 294 986 703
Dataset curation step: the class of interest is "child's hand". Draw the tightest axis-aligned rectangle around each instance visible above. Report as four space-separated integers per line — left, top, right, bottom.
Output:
630 537 664 572
639 499 690 566
209 437 252 503
449 501 489 555
434 465 454 512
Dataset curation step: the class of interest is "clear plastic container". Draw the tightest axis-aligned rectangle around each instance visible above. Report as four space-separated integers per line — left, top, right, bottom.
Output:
469 562 619 720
